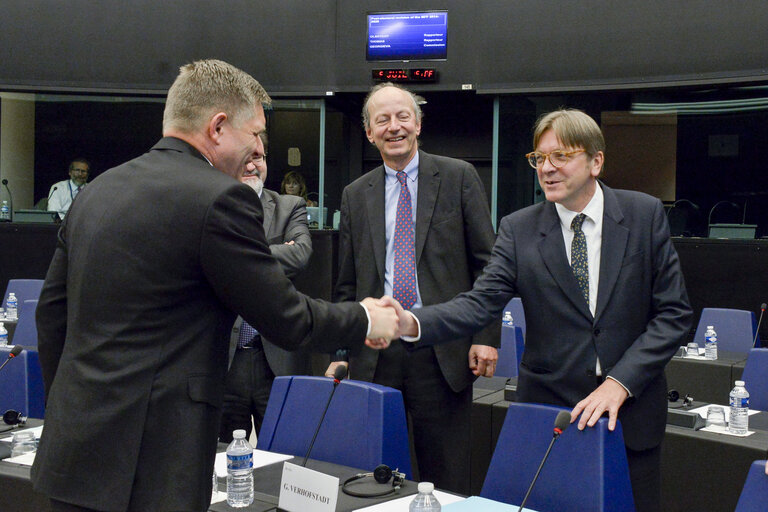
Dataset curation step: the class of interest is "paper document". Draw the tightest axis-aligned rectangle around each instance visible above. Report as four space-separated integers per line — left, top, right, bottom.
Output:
0 425 44 443
353 490 464 511
213 449 292 477
688 404 761 418
443 496 539 511
5 451 36 466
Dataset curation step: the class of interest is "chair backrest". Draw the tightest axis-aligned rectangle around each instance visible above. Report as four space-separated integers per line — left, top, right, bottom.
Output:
481 402 635 512
503 297 526 338
258 376 412 477
734 460 768 512
3 279 44 309
496 325 524 378
0 346 45 418
694 308 758 353
13 299 39 346
741 348 768 411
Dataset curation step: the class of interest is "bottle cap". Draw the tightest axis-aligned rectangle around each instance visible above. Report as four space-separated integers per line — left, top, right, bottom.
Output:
232 429 246 439
417 482 434 493
707 325 713 329
735 380 745 387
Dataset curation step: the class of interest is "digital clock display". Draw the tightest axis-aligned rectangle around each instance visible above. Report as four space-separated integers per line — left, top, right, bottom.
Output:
371 69 439 82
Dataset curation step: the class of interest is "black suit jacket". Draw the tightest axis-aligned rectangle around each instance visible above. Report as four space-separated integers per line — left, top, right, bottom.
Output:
31 137 367 512
414 183 692 450
335 150 498 393
228 188 312 376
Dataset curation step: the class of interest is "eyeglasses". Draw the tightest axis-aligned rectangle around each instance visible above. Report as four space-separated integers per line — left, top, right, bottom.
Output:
525 149 585 169
254 155 265 164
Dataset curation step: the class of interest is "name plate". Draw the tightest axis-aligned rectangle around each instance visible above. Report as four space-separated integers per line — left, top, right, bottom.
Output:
279 461 339 512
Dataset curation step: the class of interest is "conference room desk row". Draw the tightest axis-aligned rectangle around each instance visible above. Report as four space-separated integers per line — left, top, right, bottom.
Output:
665 351 746 405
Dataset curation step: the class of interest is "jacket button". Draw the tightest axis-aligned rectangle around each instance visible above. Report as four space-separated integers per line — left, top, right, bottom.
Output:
594 329 601 336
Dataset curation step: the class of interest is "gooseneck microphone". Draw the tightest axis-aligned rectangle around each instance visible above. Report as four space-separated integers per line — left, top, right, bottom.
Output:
517 410 571 512
0 345 23 373
301 365 347 466
753 303 766 348
48 186 58 200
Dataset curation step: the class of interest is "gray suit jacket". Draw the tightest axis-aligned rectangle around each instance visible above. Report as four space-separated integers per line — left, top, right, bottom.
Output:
229 188 312 376
414 183 693 450
31 137 368 512
335 150 498 393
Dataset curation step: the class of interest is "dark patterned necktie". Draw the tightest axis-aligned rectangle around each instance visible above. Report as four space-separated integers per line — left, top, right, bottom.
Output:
237 320 258 348
392 171 417 310
571 213 589 305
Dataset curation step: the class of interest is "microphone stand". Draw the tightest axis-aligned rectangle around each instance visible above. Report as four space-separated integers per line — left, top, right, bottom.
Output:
301 369 345 466
517 429 563 512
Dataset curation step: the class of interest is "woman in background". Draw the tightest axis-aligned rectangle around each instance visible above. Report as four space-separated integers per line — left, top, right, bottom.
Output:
281 171 317 207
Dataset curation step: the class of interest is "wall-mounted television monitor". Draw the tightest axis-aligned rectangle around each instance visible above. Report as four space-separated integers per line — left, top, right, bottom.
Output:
367 11 448 62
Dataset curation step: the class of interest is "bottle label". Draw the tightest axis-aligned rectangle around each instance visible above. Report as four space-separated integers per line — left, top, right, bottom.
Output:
730 397 749 408
227 452 253 470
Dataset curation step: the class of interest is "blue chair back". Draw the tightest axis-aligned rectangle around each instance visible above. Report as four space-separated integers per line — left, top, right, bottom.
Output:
741 348 768 411
735 460 768 512
496 325 524 378
12 300 39 346
694 308 758 353
0 346 45 418
503 297 526 338
3 279 44 309
481 402 634 512
258 376 412 477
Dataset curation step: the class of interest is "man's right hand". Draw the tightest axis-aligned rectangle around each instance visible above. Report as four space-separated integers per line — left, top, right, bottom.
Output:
362 296 400 341
325 361 349 378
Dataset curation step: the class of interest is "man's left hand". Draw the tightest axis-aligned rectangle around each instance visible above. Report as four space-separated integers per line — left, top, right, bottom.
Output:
469 345 498 377
570 378 629 431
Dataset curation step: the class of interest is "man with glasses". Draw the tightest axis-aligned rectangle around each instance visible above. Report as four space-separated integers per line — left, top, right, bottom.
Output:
395 109 692 512
219 139 314 444
48 158 90 219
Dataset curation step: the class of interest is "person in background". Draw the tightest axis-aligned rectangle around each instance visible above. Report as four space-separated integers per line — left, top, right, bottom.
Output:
219 136 313 443
395 109 692 512
328 82 499 495
30 59 399 512
281 170 317 207
48 158 90 219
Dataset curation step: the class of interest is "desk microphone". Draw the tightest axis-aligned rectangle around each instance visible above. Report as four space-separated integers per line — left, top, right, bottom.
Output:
0 345 23 373
517 410 571 512
753 303 766 348
48 186 58 200
301 365 347 466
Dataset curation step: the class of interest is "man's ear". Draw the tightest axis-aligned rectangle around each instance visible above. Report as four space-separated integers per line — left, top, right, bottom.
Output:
207 112 228 144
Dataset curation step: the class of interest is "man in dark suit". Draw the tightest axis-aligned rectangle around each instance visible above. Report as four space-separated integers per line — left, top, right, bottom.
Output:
397 109 692 512
329 83 499 494
219 141 313 443
31 59 398 512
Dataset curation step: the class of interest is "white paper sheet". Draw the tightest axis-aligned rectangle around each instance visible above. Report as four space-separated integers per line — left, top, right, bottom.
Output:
0 425 43 443
353 490 465 511
212 449 292 477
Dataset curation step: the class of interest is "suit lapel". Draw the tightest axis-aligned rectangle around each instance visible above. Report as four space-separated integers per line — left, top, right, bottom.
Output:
595 184 629 322
261 191 276 237
365 168 387 284
415 151 439 264
537 203 593 321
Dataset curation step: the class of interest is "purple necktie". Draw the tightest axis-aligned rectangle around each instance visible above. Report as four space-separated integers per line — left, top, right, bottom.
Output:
237 321 258 349
392 171 417 310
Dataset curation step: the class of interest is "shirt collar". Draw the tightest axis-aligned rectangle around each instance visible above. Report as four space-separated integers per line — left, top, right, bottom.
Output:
384 152 419 183
555 181 604 230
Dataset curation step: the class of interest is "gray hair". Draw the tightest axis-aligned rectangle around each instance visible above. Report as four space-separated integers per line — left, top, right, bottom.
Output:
361 82 423 129
163 59 271 133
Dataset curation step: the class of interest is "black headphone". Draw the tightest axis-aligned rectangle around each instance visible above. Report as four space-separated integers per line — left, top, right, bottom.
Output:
0 410 27 433
342 464 405 498
667 390 693 408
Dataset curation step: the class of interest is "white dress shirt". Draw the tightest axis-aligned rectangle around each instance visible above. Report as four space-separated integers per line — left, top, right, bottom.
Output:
48 179 84 219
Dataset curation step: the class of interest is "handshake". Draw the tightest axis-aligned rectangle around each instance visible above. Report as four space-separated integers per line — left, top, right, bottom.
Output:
361 296 418 350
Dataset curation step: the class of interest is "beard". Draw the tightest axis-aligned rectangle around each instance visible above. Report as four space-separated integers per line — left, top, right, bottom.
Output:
242 176 264 197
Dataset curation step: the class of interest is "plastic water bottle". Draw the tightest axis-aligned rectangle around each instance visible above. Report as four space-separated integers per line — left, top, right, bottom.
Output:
0 323 7 347
409 482 441 511
226 429 254 508
0 200 9 222
729 380 749 435
5 293 18 321
704 325 718 360
502 311 514 327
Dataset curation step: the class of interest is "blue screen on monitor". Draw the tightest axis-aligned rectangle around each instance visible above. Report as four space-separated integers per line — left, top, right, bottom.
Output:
367 11 448 61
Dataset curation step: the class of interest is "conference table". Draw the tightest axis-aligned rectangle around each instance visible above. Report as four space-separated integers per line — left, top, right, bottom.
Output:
664 350 747 405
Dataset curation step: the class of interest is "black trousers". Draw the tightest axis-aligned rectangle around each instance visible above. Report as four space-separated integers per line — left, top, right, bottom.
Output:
218 346 274 443
626 443 662 512
372 341 472 495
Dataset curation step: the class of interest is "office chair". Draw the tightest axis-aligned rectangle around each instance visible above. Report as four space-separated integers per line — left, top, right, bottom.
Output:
0 345 45 418
258 376 412 477
693 308 758 354
734 460 768 512
741 349 768 411
3 279 44 309
12 300 39 346
496 325 524 378
481 402 635 512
